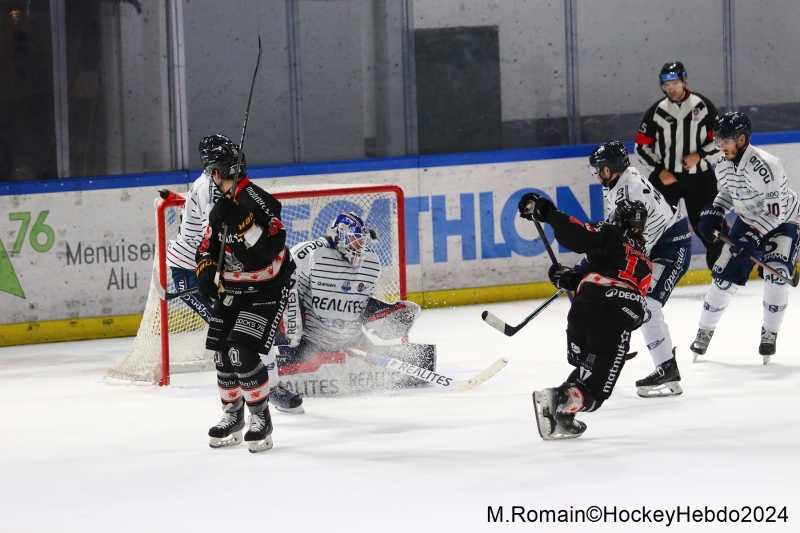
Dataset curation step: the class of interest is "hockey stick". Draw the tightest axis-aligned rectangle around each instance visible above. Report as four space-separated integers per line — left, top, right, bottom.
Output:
348 348 508 392
482 288 567 336
533 219 574 302
151 269 199 301
214 36 263 290
713 230 800 287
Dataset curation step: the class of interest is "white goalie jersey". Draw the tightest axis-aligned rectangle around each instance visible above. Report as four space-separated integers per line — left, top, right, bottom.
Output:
712 144 800 234
284 238 381 349
603 166 684 254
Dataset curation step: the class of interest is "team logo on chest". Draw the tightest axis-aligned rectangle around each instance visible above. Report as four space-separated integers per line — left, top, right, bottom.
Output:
341 280 351 292
357 282 366 292
692 107 700 121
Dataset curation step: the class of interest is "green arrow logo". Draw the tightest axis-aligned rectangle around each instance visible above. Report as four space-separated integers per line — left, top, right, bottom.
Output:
0 237 25 298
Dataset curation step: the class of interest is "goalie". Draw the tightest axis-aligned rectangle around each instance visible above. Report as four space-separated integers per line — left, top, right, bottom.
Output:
274 212 433 391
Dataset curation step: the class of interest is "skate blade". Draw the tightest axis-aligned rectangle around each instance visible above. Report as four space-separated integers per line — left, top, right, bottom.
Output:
763 355 772 365
275 405 305 414
636 382 683 398
209 430 243 449
248 435 274 453
532 391 556 440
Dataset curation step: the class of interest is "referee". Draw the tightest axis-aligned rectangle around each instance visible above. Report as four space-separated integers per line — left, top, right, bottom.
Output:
635 61 725 269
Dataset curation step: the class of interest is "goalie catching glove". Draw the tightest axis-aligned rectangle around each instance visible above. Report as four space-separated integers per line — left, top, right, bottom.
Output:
196 258 223 302
363 300 421 340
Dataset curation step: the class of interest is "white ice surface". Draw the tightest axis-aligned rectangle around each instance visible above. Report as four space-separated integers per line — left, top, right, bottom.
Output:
1 280 799 532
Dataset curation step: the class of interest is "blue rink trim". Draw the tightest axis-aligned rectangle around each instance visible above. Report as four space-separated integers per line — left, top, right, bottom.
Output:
4 131 800 197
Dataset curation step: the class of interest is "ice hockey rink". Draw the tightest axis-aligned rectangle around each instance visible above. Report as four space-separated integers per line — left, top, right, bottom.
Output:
1 280 798 533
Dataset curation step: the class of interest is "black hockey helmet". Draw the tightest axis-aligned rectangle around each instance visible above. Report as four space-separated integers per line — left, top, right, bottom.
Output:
713 111 752 145
199 134 232 167
203 140 246 180
659 61 687 84
612 199 648 234
588 141 630 179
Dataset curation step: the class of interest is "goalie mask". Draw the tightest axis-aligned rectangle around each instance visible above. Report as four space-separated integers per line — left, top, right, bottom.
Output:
326 212 375 267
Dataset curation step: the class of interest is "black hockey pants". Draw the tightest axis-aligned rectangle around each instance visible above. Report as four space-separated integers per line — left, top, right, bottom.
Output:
564 302 633 411
206 284 289 411
648 167 726 269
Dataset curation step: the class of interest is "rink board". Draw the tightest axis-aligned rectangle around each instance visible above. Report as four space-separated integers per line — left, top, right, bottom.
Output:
2 135 800 343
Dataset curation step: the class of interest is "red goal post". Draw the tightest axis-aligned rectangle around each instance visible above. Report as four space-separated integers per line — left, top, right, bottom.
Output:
107 183 406 386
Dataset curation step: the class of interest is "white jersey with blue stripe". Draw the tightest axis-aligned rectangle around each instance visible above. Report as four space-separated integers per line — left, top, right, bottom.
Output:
166 171 221 271
603 166 684 255
290 238 381 349
712 144 800 235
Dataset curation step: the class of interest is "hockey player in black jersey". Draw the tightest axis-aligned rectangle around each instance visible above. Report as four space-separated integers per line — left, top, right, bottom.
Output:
518 194 652 440
196 142 296 452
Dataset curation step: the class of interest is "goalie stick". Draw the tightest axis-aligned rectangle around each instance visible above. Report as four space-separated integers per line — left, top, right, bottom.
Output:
713 230 800 287
348 348 508 392
481 288 567 336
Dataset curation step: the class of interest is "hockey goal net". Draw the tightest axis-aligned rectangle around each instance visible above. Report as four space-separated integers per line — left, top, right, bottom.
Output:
107 183 406 385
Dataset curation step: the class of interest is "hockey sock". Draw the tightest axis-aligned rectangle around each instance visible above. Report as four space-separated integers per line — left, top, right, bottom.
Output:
640 298 674 366
217 371 242 403
238 362 270 414
762 272 790 333
698 281 738 331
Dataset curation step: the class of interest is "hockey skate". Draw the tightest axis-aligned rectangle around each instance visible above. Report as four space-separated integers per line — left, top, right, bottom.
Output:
208 400 245 449
244 406 274 453
269 383 304 414
636 350 682 398
759 328 777 365
690 328 714 362
532 389 586 441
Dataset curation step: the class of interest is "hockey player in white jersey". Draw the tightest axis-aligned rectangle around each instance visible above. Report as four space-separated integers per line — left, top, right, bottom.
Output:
692 112 800 364
275 212 430 382
165 134 303 413
589 141 692 397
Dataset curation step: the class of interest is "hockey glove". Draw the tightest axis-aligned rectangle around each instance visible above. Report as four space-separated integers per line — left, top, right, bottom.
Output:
730 227 763 258
697 204 725 243
212 196 256 238
196 259 221 303
518 192 555 223
548 264 582 291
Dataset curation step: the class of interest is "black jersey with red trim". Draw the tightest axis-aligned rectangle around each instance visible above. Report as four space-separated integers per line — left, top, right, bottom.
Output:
197 177 295 295
547 209 653 324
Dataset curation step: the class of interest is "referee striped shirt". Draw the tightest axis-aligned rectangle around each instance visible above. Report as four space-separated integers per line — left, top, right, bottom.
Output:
635 90 719 175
